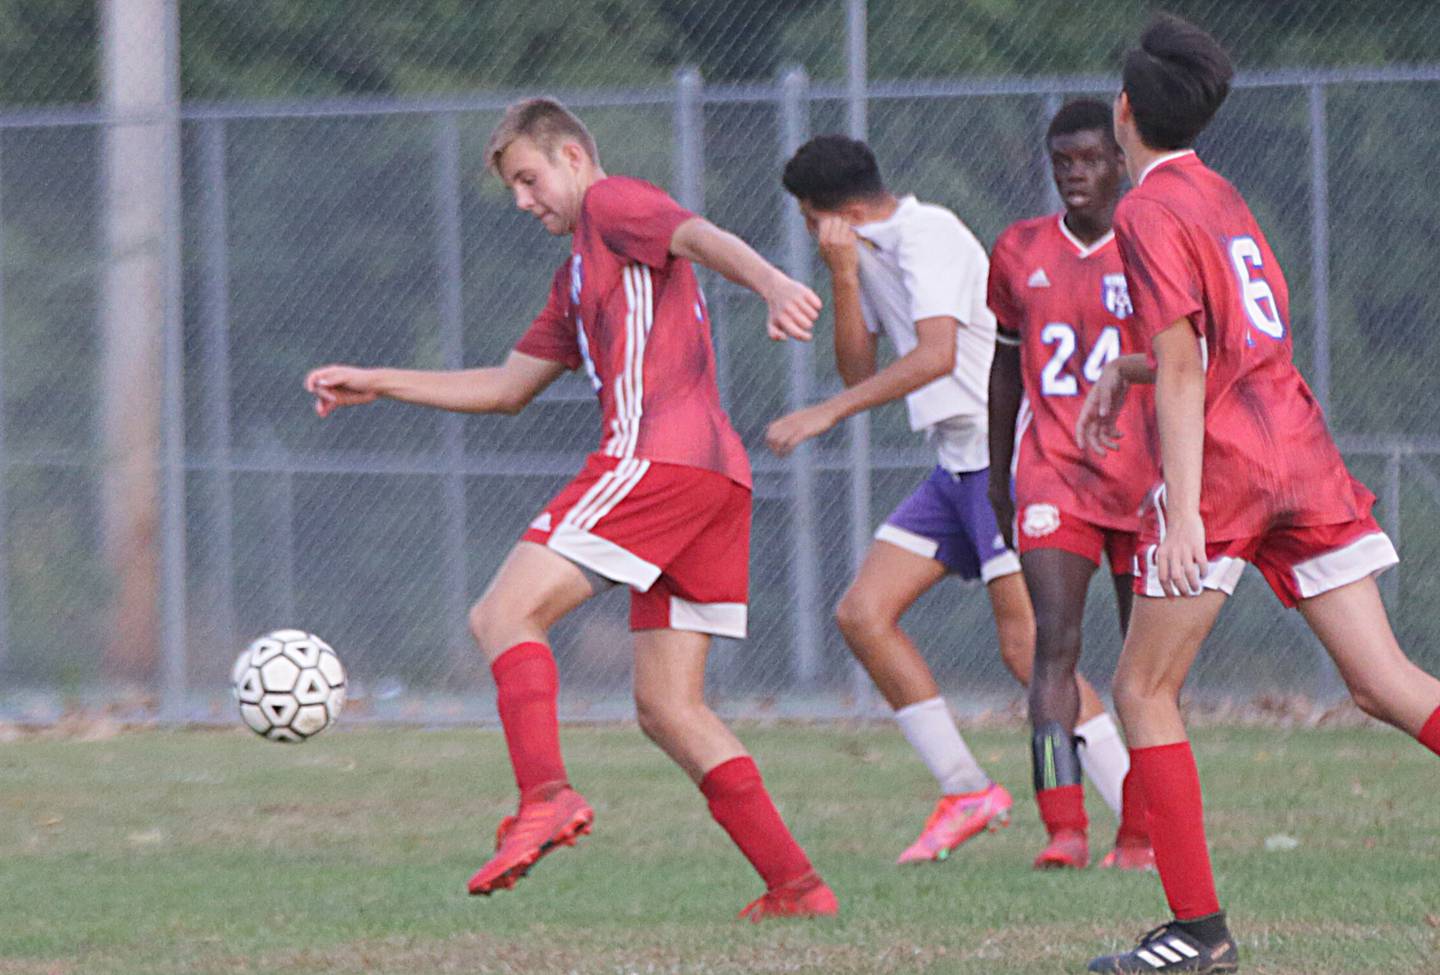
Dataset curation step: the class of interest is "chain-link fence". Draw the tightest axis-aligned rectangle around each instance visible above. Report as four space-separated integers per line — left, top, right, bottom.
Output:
2 0 1438 724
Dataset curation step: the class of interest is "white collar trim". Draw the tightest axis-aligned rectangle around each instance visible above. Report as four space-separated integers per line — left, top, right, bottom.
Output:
1136 148 1196 186
1056 214 1115 259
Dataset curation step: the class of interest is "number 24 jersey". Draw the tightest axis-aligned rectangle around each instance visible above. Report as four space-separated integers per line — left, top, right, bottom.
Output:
988 213 1157 532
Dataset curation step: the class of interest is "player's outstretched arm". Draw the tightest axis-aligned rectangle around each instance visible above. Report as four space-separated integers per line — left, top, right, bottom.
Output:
670 217 820 342
1075 353 1154 455
986 332 1023 546
766 316 955 457
305 351 566 418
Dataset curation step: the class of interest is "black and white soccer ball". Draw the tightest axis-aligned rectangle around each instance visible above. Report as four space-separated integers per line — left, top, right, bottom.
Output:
231 630 346 742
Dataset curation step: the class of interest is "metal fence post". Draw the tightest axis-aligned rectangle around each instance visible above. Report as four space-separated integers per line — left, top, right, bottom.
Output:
1384 448 1402 607
199 119 237 666
780 67 821 687
158 0 188 720
846 0 876 711
0 135 9 671
1308 83 1331 413
1041 92 1062 212
433 113 469 660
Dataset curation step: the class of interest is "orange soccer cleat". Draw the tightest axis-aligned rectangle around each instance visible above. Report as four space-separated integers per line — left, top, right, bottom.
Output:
896 783 1012 864
738 870 839 922
1033 827 1090 869
467 786 593 895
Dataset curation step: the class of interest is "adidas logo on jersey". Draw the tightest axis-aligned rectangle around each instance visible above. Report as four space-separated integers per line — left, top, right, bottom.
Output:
1027 268 1051 288
529 512 553 532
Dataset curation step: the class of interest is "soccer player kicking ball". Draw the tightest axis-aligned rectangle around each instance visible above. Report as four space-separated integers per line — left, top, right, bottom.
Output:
305 98 838 921
771 135 1110 866
1079 16 1440 972
987 100 1155 872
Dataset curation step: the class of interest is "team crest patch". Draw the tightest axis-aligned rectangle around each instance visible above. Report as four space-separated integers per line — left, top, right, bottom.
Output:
1021 503 1061 538
1102 273 1132 320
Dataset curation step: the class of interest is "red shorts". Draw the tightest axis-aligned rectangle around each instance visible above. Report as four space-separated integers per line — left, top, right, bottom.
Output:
1015 502 1137 574
1134 509 1398 608
522 454 750 637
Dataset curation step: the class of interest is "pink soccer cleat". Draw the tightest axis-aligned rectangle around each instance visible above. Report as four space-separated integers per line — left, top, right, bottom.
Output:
467 786 593 895
1033 828 1090 869
1099 840 1156 871
896 783 1012 864
738 870 839 922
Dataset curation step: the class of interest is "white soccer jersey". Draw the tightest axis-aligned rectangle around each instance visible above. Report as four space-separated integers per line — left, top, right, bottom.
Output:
853 195 996 473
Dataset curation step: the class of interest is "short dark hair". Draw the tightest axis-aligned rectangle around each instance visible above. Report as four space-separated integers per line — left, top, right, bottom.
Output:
1122 14 1234 150
1046 99 1119 148
781 134 885 210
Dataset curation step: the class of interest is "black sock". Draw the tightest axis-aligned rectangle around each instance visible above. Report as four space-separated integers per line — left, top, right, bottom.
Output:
1174 910 1230 945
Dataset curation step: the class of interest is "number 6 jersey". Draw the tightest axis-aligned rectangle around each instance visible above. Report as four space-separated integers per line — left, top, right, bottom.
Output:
1113 150 1369 540
988 213 1157 532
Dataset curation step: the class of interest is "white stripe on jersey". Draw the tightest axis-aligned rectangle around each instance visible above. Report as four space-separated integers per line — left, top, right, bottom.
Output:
605 265 654 459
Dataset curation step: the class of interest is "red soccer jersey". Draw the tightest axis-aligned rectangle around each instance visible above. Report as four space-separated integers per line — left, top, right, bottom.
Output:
989 213 1157 531
515 176 751 488
1114 151 1368 540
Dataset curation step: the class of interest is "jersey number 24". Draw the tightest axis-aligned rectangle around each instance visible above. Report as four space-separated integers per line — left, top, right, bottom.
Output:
1040 324 1121 397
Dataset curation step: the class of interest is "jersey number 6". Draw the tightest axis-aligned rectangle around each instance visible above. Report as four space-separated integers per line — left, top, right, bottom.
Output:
1228 236 1285 340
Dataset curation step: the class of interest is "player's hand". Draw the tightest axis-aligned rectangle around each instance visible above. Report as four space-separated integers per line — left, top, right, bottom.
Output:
1076 360 1130 455
988 481 1016 550
304 364 385 418
764 274 821 342
766 403 837 457
1154 511 1208 597
816 215 860 281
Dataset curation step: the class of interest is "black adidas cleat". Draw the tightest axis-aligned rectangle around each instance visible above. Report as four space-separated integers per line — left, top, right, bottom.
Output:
1087 919 1239 973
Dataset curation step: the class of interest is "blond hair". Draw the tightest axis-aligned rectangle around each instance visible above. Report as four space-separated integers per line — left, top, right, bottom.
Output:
485 97 599 174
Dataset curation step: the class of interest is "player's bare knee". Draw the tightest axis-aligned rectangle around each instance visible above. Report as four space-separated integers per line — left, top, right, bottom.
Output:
468 595 531 657
633 692 696 745
835 590 891 646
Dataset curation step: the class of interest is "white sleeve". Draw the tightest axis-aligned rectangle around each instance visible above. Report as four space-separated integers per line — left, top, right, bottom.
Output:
898 214 983 325
859 282 881 335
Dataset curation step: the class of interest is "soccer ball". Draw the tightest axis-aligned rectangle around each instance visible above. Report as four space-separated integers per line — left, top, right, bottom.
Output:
231 629 346 742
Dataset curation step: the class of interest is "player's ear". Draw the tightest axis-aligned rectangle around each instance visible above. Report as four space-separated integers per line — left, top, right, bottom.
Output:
560 140 588 173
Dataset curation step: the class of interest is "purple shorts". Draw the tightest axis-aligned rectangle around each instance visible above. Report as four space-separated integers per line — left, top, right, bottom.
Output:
876 466 1021 581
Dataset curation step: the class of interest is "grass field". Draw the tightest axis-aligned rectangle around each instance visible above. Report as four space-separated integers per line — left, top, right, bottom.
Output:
3 722 1437 974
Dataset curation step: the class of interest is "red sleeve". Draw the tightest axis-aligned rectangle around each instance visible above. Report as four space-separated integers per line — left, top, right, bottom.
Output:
583 177 695 269
1114 198 1202 349
986 226 1022 339
513 262 581 370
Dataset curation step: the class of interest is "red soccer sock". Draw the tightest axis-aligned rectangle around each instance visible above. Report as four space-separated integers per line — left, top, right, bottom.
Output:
1417 706 1440 757
1116 769 1151 846
700 756 814 890
491 642 568 804
1036 784 1088 836
1130 742 1220 920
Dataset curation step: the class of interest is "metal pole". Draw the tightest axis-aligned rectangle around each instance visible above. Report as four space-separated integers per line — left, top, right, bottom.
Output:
1042 92 1063 212
674 67 704 213
434 113 469 660
846 0 875 712
1308 83 1331 413
0 136 9 671
673 69 726 404
1384 449 1402 607
781 67 820 687
199 119 237 663
157 0 188 720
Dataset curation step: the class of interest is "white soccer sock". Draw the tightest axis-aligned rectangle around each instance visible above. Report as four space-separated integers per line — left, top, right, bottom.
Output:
894 696 990 795
1076 712 1128 818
